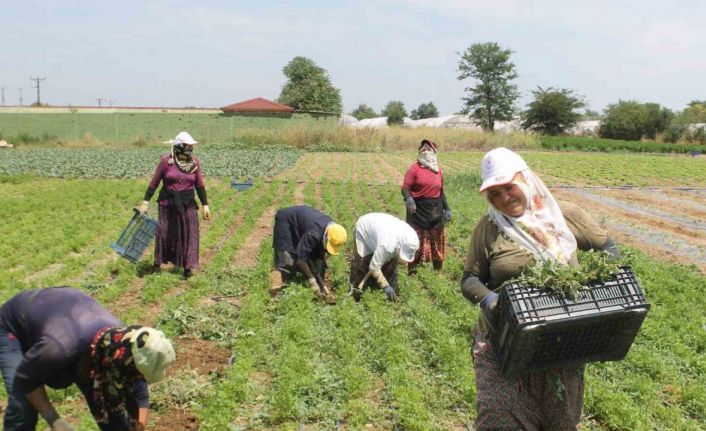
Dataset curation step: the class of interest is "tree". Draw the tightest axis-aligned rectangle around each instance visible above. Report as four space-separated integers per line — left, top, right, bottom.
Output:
599 100 672 141
382 101 407 125
278 56 342 113
521 87 586 135
457 42 519 131
410 102 439 120
350 104 377 120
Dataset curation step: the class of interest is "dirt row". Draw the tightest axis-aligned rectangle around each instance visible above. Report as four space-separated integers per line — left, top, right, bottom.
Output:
552 188 706 274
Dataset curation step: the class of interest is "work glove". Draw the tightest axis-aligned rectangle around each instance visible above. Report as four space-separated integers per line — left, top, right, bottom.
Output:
479 291 500 332
444 209 452 222
137 200 149 215
52 419 76 431
203 205 211 220
404 197 416 214
383 285 397 301
308 277 321 296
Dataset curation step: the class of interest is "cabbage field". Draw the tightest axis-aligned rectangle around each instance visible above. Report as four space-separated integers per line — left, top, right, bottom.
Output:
1 150 704 430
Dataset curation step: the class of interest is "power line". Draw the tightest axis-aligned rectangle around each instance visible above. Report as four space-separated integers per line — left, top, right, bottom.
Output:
30 76 46 105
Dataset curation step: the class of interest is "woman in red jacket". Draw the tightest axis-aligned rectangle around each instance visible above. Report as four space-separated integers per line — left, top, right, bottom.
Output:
401 139 452 274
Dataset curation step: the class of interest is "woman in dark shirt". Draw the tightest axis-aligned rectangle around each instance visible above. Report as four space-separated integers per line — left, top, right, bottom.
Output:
401 139 452 273
138 131 210 279
0 287 175 431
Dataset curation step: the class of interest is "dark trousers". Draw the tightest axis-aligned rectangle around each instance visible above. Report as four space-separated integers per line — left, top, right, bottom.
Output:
0 329 133 431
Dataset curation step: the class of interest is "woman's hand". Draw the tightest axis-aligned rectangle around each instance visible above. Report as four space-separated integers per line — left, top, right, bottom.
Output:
51 419 75 431
137 200 149 214
405 197 417 214
203 205 211 220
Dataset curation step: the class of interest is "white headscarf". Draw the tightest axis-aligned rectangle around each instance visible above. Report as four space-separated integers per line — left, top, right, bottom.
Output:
481 148 576 264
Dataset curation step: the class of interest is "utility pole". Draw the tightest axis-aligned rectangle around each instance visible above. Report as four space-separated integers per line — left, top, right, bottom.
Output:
1 87 4 106
18 88 23 106
30 76 46 106
96 98 103 107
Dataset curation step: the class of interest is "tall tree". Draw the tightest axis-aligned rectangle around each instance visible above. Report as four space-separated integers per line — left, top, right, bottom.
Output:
521 87 586 135
457 42 519 131
350 104 377 120
410 102 439 120
278 56 342 113
382 101 407 125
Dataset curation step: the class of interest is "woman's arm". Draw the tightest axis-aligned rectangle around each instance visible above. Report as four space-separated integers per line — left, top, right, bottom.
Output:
25 386 60 427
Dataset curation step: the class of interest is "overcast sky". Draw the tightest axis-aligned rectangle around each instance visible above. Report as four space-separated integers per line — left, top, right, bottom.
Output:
3 0 705 115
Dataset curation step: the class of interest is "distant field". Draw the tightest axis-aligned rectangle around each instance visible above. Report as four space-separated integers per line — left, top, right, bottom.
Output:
0 112 337 144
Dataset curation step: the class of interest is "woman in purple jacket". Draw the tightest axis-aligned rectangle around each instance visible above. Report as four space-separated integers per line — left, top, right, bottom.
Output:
138 131 211 279
0 287 175 431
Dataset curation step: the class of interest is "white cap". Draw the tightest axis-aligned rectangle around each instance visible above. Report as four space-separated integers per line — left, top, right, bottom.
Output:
172 131 198 146
479 147 529 192
398 225 420 263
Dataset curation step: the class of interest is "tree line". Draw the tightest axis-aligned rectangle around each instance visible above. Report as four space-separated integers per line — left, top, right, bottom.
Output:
276 49 705 143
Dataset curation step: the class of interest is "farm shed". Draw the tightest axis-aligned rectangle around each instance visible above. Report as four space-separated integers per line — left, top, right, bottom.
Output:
220 98 294 117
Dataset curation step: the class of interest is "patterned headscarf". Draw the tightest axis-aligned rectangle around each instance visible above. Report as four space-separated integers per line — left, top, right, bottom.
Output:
485 168 577 264
170 145 198 174
89 326 145 426
417 139 439 173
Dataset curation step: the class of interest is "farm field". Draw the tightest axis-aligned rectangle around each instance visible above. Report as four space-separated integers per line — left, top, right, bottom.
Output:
1 150 705 430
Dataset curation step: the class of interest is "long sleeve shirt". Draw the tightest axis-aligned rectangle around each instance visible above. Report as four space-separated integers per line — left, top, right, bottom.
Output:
354 213 417 272
0 287 149 407
273 205 332 262
146 155 207 206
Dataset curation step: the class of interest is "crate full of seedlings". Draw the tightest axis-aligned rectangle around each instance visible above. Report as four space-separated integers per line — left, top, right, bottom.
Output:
490 264 650 378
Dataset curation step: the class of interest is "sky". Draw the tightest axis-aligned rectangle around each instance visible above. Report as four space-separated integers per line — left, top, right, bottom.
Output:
2 0 705 115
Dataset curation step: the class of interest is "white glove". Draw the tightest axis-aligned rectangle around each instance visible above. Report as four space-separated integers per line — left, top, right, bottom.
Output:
137 200 149 214
52 419 76 431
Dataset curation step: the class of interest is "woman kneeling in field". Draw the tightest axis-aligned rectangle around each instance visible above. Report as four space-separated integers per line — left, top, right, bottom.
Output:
462 148 620 430
0 287 175 431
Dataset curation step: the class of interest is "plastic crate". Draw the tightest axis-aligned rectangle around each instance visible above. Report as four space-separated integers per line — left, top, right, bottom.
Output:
110 209 158 263
490 266 649 378
231 177 253 191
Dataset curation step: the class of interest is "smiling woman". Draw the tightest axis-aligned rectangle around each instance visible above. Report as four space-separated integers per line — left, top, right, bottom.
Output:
461 147 622 430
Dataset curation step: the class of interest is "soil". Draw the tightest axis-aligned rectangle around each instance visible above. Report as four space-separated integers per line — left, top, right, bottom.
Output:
552 189 706 273
170 336 230 376
294 180 306 205
232 206 276 268
314 182 323 206
378 156 404 184
151 408 199 431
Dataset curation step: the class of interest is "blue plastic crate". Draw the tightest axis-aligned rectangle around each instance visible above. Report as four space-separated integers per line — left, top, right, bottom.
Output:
490 266 650 377
110 209 158 263
231 177 253 191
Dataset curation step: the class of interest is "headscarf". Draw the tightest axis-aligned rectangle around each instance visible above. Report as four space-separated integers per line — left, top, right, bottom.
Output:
168 132 198 173
417 139 439 173
89 326 144 426
480 148 577 264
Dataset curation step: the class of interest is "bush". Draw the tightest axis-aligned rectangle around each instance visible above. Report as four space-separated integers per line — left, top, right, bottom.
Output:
382 101 407 126
540 135 706 154
599 100 673 141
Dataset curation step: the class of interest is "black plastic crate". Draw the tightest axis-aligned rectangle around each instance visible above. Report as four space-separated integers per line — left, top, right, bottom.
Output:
490 266 649 378
110 209 158 263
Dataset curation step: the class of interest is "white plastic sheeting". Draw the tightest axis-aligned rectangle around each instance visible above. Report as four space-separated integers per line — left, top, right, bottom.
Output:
338 114 359 126
349 116 415 128
568 120 600 135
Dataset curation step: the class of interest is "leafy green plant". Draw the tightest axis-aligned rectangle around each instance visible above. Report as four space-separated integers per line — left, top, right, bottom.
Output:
510 251 624 300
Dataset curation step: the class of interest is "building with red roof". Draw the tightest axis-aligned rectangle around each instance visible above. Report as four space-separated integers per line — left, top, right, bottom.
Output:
220 97 294 114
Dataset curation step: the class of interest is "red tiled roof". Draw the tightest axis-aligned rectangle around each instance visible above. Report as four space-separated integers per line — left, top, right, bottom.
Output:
220 97 294 113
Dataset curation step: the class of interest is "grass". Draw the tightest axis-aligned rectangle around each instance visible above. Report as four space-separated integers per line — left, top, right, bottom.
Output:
0 154 704 430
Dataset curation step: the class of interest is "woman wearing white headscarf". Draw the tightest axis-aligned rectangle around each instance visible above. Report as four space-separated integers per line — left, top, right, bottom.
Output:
461 148 620 430
137 131 211 279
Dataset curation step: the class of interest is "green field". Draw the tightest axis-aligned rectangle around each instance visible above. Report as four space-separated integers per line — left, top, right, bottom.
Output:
0 112 337 145
1 151 705 430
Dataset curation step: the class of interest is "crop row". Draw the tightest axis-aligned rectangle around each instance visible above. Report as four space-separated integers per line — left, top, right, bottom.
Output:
1 147 302 178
